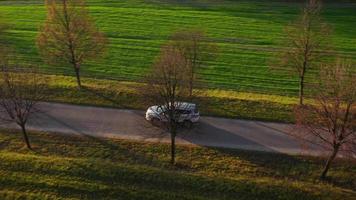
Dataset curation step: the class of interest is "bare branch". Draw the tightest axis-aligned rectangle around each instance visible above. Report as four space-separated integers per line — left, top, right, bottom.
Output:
293 59 355 179
0 52 47 149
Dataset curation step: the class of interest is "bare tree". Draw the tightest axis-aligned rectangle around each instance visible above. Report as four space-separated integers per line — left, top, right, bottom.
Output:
294 59 355 180
170 29 217 96
37 0 106 88
145 44 191 164
0 63 47 150
277 0 331 105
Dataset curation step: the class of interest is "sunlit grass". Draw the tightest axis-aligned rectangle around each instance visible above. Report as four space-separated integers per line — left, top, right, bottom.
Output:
36 74 295 122
0 130 355 199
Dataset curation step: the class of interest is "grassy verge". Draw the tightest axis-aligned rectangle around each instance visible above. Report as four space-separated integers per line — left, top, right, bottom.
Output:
0 130 355 200
41 74 296 122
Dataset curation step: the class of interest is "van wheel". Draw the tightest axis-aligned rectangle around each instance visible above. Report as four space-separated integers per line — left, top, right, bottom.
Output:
183 120 193 129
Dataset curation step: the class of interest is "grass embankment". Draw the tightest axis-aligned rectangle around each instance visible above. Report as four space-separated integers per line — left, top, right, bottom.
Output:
1 0 356 95
0 130 355 200
42 74 296 122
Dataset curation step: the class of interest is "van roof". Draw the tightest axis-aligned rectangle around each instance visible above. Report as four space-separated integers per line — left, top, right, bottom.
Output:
175 102 196 110
163 102 196 110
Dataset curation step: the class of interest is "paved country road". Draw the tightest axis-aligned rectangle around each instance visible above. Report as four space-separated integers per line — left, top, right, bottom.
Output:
0 102 327 156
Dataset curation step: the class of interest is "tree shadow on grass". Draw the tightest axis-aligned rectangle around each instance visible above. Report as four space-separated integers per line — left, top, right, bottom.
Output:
28 112 356 191
30 111 166 167
225 147 356 191
0 157 323 200
24 105 356 190
81 85 121 107
81 85 144 110
184 122 355 191
176 121 329 184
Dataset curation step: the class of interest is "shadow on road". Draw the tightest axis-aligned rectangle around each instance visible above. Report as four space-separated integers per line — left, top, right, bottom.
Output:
178 122 322 183
31 111 164 166
178 121 276 153
174 122 323 183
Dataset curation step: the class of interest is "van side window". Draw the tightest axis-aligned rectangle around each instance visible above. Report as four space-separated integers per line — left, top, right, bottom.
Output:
176 109 191 114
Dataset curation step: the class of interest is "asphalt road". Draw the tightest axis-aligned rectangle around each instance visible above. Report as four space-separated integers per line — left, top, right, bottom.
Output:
1 102 326 156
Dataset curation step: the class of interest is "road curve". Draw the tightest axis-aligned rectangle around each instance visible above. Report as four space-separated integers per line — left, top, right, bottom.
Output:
1 102 326 156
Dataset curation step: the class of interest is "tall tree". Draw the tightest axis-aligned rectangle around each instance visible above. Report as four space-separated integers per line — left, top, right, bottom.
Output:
0 63 47 150
170 29 217 96
294 59 355 180
37 0 106 88
277 0 330 105
145 44 191 164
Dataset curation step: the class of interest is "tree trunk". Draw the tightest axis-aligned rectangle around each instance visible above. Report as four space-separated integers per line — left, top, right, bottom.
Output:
74 67 81 89
189 62 194 97
20 124 32 150
170 134 176 165
189 78 193 97
299 74 305 105
320 145 339 180
170 124 176 165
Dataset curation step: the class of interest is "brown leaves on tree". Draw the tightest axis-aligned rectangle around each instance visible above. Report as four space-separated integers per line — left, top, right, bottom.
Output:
144 44 191 165
146 45 190 106
169 29 217 96
276 0 331 105
37 0 107 88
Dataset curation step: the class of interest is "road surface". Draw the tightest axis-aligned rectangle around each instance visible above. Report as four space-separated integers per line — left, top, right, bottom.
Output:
1 102 326 156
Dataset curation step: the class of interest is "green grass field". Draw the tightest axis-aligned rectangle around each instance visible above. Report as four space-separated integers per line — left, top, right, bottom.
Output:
0 130 355 200
0 0 355 95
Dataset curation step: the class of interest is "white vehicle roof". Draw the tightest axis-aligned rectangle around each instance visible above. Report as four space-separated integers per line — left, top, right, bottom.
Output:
172 102 196 110
150 102 196 112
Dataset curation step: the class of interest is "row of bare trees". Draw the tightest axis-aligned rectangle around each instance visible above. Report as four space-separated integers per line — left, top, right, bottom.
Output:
277 0 355 179
36 0 216 165
36 0 215 94
0 0 214 158
0 0 354 180
0 0 106 150
145 0 355 177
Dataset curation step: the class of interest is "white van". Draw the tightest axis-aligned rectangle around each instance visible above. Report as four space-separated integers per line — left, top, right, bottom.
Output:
145 102 200 128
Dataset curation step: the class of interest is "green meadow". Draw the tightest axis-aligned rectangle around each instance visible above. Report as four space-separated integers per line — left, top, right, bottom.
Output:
0 0 355 95
1 2 355 199
0 130 355 200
